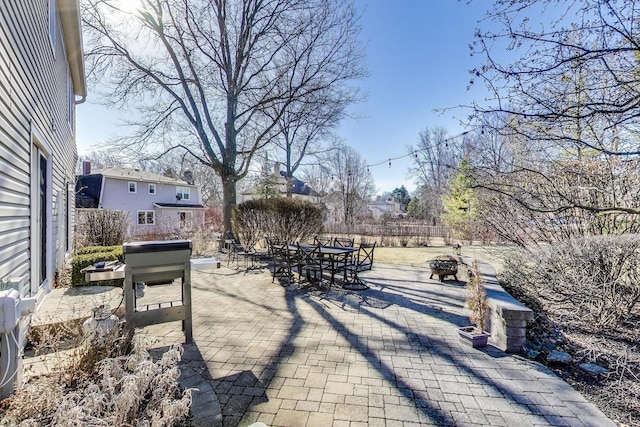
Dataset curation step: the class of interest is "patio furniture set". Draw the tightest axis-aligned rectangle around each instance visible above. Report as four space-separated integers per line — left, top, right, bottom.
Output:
225 234 375 290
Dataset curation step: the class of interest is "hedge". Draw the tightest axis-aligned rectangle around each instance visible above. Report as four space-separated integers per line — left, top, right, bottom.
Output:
71 246 124 287
75 245 121 255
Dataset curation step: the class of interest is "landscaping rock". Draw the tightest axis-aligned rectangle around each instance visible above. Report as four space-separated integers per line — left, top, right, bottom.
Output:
579 363 609 376
547 350 572 365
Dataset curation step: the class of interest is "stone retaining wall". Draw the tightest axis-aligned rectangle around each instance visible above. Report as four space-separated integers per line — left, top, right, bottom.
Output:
485 280 534 352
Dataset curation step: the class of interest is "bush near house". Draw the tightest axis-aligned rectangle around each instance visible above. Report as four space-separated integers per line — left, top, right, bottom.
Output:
233 198 323 246
75 209 128 248
71 246 124 287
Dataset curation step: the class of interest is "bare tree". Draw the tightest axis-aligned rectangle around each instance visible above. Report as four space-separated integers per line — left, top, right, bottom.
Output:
79 149 127 170
299 164 332 198
273 100 352 198
465 0 640 228
325 143 374 224
408 127 467 223
83 0 366 232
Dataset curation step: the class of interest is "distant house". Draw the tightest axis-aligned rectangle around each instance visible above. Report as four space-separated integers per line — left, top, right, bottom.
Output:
237 162 320 204
322 194 401 223
76 164 206 234
366 198 402 220
0 0 86 397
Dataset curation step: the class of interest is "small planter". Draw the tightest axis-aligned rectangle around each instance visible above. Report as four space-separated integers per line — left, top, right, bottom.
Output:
457 326 490 348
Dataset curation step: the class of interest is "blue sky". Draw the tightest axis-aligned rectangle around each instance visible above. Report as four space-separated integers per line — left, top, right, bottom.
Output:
76 0 491 195
340 0 490 194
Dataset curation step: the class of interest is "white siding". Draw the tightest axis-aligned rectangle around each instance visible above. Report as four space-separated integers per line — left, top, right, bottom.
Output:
0 0 78 294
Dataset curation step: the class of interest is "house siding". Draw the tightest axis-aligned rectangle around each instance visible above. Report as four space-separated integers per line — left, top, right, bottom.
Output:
97 177 203 234
0 0 78 293
0 0 81 396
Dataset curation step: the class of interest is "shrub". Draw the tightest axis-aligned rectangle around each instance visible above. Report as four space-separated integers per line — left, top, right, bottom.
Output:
501 235 640 331
72 247 124 286
76 245 121 255
2 332 191 426
466 259 489 331
233 198 322 245
76 209 128 248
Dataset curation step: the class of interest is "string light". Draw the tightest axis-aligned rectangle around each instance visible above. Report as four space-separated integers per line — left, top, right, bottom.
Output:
356 130 470 174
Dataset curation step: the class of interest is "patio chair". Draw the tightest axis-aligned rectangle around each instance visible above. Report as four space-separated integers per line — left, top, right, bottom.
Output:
355 241 376 271
333 236 355 248
227 238 255 269
313 235 333 246
263 236 282 263
271 243 296 283
343 242 375 289
295 243 324 284
325 249 351 286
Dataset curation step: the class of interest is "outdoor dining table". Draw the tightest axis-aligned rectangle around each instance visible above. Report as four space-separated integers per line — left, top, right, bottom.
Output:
284 244 360 287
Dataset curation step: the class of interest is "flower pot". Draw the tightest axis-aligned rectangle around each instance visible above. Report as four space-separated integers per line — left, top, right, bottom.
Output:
457 326 490 348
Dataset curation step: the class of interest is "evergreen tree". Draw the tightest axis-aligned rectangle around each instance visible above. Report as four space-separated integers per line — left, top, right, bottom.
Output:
442 158 476 242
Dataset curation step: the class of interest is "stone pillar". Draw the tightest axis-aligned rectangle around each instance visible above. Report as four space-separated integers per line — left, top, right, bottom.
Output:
488 301 534 353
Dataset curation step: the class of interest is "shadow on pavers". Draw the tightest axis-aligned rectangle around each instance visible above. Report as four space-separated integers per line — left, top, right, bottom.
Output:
150 343 223 427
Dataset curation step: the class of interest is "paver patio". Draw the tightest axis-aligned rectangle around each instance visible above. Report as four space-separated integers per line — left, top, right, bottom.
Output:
137 261 615 427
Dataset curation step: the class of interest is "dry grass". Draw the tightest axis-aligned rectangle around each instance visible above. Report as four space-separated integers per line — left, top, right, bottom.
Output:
2 326 191 426
373 243 510 272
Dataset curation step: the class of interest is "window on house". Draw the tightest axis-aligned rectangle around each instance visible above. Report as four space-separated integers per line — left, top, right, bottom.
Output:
137 210 155 225
179 211 192 228
128 182 137 193
48 0 56 53
176 186 190 201
148 183 156 195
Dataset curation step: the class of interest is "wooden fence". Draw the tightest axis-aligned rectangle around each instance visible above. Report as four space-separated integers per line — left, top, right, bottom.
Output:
322 221 452 246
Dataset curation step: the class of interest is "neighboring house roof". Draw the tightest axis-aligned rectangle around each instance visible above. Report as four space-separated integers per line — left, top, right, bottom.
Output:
76 174 103 208
154 203 206 209
278 171 314 196
240 171 316 197
58 0 86 99
92 167 194 186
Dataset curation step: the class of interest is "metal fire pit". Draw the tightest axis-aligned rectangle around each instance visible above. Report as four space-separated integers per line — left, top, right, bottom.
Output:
428 255 459 282
123 240 193 342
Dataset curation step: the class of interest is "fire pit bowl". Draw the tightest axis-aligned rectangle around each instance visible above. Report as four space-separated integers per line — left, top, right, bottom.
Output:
428 255 459 282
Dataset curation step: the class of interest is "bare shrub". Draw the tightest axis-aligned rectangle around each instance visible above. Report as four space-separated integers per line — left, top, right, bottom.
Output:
502 235 640 331
204 206 224 233
415 226 432 246
233 198 322 245
466 259 489 331
441 227 452 246
76 209 128 247
397 228 411 247
3 332 190 426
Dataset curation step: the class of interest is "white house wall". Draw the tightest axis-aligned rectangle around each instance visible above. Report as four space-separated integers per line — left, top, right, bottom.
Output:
0 1 77 296
0 0 80 397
